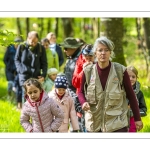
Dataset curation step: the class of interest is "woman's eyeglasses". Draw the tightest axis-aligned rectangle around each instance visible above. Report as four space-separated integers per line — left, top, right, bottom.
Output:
97 49 110 53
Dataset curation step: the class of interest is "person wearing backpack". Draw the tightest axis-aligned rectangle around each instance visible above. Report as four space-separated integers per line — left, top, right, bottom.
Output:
3 37 22 102
14 31 48 104
78 36 143 132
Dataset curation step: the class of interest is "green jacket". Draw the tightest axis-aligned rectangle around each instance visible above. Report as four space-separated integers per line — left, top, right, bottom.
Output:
46 49 59 71
42 77 54 94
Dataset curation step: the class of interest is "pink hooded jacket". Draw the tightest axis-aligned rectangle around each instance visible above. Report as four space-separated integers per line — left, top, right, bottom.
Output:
48 89 79 132
20 91 64 132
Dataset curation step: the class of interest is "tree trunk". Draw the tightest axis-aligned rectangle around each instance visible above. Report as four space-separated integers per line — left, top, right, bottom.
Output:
97 18 100 37
62 18 74 38
92 18 99 40
39 18 44 40
100 18 126 66
143 18 150 57
136 18 149 76
26 18 30 38
83 18 89 41
16 18 23 40
55 18 59 37
47 18 51 34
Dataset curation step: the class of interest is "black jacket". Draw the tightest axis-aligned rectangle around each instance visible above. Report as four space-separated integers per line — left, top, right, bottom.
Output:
129 81 147 117
64 48 81 93
14 42 48 86
56 44 64 67
3 45 16 81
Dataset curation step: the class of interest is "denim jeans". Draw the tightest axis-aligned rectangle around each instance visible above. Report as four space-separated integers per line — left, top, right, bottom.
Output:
7 81 14 93
22 86 25 104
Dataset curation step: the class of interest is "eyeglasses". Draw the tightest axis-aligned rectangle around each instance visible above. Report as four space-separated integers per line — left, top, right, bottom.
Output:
96 49 110 53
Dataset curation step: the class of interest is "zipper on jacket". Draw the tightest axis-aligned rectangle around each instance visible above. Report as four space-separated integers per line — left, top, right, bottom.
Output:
35 103 44 132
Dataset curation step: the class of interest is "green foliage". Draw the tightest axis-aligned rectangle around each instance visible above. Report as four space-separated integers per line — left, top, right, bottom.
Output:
123 18 137 36
0 30 18 47
0 46 7 98
139 86 150 132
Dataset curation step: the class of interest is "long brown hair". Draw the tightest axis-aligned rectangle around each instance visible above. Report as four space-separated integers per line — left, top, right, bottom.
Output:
127 66 138 78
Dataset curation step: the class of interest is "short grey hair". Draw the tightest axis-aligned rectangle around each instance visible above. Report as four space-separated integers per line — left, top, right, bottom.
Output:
93 36 115 61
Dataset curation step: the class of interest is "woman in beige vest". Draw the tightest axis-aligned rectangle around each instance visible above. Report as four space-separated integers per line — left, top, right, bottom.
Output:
78 36 143 132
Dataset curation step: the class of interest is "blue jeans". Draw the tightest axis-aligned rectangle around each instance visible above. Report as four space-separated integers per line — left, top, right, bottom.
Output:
22 86 25 104
7 81 14 93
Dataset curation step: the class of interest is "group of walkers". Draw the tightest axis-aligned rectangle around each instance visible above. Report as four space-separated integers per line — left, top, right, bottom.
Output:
3 30 147 132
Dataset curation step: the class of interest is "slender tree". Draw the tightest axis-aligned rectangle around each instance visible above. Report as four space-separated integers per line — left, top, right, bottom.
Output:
61 18 74 37
55 18 59 37
143 18 150 57
16 18 23 40
47 18 51 34
38 18 44 40
26 18 30 38
136 18 149 76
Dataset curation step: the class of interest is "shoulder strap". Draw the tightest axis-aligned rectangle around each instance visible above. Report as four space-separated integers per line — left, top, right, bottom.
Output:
20 44 25 52
19 42 27 53
113 62 126 87
37 42 42 53
83 63 95 85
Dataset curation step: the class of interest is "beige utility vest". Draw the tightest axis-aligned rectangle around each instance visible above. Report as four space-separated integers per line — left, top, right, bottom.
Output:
84 62 128 132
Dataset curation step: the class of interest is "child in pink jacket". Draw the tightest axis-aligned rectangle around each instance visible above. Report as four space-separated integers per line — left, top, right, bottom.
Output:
48 75 79 132
20 78 64 132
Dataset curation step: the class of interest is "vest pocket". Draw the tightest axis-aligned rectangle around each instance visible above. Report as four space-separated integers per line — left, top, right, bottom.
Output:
105 109 123 132
108 93 123 106
86 85 96 104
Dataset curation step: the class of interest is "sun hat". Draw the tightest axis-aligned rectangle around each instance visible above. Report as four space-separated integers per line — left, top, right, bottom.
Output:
54 75 68 89
47 68 58 75
60 37 83 49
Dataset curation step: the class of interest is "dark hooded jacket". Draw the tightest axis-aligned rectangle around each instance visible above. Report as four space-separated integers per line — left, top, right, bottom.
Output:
129 81 147 117
3 45 16 81
14 42 47 86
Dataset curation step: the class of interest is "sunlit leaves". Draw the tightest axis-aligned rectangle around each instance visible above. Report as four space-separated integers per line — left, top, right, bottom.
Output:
0 30 17 47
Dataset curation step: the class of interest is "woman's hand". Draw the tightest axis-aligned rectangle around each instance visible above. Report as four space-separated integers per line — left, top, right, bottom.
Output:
83 61 93 68
135 121 143 131
82 102 90 111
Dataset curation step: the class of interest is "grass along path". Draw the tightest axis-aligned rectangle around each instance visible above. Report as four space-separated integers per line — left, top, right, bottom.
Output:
0 100 25 132
0 46 25 132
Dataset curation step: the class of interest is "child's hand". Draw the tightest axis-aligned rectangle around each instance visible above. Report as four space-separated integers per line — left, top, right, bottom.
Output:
83 61 93 68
